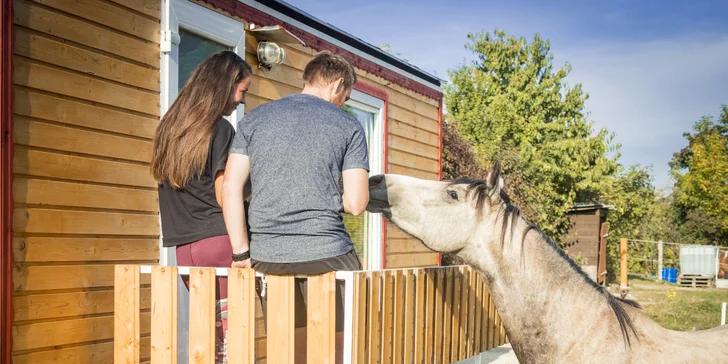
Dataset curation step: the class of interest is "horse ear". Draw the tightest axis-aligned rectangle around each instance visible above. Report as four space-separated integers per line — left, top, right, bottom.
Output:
487 160 504 196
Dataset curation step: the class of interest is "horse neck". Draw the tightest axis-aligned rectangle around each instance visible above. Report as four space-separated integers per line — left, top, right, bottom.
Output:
465 217 620 360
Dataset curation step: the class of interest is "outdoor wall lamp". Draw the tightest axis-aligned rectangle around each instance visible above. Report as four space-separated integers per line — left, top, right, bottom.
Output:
249 24 306 71
256 41 286 70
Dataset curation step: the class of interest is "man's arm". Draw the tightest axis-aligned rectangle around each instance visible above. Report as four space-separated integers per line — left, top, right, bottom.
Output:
342 168 369 216
222 153 251 266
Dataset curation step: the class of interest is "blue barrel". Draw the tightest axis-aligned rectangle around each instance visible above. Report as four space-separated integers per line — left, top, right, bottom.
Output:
662 268 678 283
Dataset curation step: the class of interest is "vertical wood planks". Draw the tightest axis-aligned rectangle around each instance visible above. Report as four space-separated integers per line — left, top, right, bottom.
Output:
353 272 367 364
403 270 415 364
189 268 215 364
433 269 445 362
458 267 469 360
473 272 483 355
488 297 497 350
228 268 256 364
113 265 510 364
450 268 462 362
392 270 405 364
424 269 435 364
481 281 490 351
442 268 453 364
413 270 426 364
307 272 337 364
267 275 296 364
151 266 177 364
114 265 140 364
381 271 394 364
367 271 381 364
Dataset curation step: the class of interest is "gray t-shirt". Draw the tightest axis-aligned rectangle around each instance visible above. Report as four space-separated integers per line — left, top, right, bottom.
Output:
229 93 369 263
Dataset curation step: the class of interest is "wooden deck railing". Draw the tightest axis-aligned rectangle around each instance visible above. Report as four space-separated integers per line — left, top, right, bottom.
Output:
113 265 507 364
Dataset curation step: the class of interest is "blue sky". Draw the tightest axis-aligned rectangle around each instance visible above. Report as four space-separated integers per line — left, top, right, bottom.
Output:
283 0 728 190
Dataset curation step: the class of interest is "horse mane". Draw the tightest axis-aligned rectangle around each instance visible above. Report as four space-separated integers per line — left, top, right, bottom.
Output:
448 178 641 347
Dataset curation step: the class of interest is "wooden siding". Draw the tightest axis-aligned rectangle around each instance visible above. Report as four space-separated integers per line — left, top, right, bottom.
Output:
11 0 160 362
10 0 442 362
564 210 600 266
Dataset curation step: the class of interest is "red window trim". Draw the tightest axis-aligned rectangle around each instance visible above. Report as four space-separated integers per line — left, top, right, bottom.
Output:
352 81 389 269
1 0 14 360
437 99 443 266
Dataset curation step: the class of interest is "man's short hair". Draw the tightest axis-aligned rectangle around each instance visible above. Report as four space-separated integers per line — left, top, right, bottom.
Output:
303 51 357 90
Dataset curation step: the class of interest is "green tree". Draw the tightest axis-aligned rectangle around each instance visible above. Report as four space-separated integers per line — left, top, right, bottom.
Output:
445 29 619 240
669 105 728 245
639 192 683 243
600 165 657 280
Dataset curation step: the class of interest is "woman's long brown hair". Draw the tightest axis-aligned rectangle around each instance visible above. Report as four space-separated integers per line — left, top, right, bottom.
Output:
151 50 252 188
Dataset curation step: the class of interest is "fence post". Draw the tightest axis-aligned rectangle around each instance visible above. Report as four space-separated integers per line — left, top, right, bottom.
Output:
722 302 726 326
620 238 628 288
151 266 178 364
307 272 337 364
267 275 296 364
227 268 256 364
188 268 216 364
658 241 664 281
114 265 141 364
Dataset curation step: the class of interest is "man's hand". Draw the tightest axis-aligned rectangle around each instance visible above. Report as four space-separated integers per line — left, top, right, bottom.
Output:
231 259 251 268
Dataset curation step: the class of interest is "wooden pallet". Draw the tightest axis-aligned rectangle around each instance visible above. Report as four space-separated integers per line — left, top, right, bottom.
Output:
677 274 715 288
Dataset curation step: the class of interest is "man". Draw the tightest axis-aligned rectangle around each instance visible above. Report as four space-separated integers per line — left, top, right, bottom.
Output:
222 50 369 362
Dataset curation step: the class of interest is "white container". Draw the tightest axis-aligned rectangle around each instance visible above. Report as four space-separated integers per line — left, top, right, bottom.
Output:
680 245 719 276
717 279 728 289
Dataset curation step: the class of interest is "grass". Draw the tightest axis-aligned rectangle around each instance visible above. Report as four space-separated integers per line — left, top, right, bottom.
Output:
624 274 727 331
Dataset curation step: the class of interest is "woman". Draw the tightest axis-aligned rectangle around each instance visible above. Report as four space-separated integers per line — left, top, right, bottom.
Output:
151 50 253 363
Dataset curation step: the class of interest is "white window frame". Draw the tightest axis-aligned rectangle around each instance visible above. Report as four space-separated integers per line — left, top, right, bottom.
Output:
345 89 385 270
159 0 246 266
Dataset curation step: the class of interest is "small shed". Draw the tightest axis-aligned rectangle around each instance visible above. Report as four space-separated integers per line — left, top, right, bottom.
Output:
0 0 444 361
564 203 613 284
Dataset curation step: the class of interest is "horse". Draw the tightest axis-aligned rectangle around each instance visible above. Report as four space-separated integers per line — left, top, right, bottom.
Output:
366 162 728 363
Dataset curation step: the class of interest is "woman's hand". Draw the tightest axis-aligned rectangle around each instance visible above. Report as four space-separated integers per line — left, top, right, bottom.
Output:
231 258 251 268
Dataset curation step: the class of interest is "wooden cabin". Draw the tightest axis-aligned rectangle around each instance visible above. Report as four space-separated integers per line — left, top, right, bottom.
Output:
564 203 612 285
0 0 446 362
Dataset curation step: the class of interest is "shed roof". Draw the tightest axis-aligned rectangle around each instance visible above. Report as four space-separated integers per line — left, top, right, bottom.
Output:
568 203 616 212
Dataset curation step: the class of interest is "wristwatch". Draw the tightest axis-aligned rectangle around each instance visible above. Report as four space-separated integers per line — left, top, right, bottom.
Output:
232 250 250 261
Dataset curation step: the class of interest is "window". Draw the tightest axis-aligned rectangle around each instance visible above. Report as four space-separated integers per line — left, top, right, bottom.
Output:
343 89 385 270
159 0 246 265
178 29 231 92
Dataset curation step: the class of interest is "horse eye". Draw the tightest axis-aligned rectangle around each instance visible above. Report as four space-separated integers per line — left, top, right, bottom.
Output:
447 190 458 200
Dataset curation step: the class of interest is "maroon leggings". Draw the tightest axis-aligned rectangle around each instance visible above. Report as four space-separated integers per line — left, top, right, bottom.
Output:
176 235 232 361
175 234 232 299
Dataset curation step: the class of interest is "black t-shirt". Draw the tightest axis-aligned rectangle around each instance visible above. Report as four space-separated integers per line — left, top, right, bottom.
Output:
158 119 235 247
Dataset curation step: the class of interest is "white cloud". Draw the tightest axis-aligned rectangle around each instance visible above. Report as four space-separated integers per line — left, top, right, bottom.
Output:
560 36 728 188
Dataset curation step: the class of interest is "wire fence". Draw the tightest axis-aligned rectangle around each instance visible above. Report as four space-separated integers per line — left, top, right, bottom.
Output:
626 239 728 280
626 239 680 277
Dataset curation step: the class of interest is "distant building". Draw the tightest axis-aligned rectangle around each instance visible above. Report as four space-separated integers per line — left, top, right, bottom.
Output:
564 203 614 284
